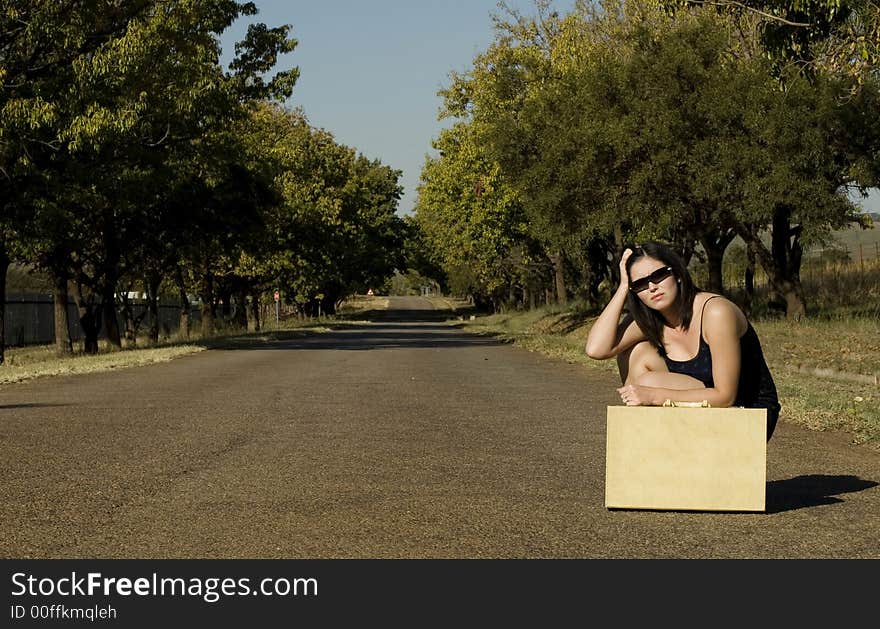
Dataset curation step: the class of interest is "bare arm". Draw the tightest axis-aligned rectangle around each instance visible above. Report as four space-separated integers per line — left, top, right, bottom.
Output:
585 248 647 359
699 298 742 407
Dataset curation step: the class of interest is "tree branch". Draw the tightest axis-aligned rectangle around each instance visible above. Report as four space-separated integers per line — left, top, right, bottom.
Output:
687 1 813 27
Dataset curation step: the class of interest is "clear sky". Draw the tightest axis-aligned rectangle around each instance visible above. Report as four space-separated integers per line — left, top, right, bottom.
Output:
217 0 574 216
218 1 879 217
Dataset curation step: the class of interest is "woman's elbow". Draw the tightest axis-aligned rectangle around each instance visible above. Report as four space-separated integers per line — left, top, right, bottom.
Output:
715 390 737 408
585 343 610 360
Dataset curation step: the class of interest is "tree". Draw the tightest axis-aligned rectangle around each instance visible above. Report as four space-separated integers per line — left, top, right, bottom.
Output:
398 215 448 295
234 103 405 317
415 121 539 311
666 1 880 86
2 1 298 353
0 0 158 359
443 0 880 318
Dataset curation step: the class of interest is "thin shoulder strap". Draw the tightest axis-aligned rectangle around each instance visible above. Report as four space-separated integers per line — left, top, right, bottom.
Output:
699 295 721 340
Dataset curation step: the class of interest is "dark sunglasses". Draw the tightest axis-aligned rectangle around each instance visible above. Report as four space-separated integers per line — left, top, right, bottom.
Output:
629 266 674 293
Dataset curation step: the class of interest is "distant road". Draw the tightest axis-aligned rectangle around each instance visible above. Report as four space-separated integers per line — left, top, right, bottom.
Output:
1 295 878 558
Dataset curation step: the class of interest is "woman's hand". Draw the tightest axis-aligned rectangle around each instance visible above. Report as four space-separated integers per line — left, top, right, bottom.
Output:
616 383 653 406
584 246 647 360
618 248 633 290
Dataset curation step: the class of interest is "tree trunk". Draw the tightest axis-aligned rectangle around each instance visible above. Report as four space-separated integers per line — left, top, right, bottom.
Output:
234 287 248 329
320 293 337 316
736 216 807 320
549 251 567 306
248 291 260 332
782 281 807 320
219 288 232 320
145 272 162 345
0 247 8 365
703 243 724 295
52 275 73 356
119 292 136 347
770 207 806 319
74 284 102 355
174 264 190 339
743 240 756 317
199 269 215 337
101 284 122 348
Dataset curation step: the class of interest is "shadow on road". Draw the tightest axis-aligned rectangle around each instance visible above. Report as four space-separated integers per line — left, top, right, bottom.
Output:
211 330 502 351
766 474 879 513
326 323 456 331
203 304 497 351
344 307 478 323
0 403 70 410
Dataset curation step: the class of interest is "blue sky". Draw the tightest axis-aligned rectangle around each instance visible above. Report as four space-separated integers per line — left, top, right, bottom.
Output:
218 1 879 217
217 1 572 216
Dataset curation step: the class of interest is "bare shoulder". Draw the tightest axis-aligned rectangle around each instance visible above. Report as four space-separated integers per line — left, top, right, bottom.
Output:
700 293 747 336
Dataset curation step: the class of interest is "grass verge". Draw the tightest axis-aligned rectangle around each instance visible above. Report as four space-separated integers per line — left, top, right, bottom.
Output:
0 344 206 385
459 306 880 450
0 317 336 386
1 295 403 386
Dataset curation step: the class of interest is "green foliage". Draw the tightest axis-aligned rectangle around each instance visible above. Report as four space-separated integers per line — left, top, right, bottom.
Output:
433 0 879 316
664 0 880 87
236 103 405 313
414 121 541 308
1 1 405 350
397 215 447 289
382 269 437 296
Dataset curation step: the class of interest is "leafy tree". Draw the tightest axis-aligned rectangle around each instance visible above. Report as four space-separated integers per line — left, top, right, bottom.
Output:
1 1 297 353
0 0 158 360
236 103 405 317
665 1 880 86
397 215 447 294
441 0 878 318
415 121 539 311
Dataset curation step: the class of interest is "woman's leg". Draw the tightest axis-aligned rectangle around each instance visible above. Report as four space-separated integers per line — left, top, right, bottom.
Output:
618 341 705 390
617 341 667 385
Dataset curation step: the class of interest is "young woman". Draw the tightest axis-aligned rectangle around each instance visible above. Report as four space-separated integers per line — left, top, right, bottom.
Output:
585 241 780 439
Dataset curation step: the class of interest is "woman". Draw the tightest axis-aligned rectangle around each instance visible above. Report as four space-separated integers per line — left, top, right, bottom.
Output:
585 242 780 439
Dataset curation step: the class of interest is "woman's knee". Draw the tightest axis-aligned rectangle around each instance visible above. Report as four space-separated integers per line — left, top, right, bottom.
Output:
620 341 666 384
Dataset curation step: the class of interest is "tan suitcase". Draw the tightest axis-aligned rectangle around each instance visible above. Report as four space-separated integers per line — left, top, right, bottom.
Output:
604 403 767 512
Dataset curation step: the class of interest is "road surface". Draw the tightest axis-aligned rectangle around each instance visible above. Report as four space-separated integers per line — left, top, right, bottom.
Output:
1 296 878 558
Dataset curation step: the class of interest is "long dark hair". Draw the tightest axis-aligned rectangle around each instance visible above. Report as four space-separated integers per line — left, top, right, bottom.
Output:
624 241 701 357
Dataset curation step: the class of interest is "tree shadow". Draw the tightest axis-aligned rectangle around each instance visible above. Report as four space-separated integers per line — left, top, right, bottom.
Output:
766 474 878 514
349 308 478 323
202 326 503 351
0 403 69 408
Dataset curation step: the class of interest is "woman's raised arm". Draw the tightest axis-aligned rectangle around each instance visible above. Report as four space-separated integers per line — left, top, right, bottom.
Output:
585 248 646 359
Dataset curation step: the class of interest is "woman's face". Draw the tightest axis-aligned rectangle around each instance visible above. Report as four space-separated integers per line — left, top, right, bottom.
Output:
628 256 678 310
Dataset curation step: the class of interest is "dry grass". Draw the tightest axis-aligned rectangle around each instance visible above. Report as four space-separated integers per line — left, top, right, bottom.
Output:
423 296 472 313
460 306 880 450
337 294 390 314
0 317 333 386
0 343 205 385
754 317 880 377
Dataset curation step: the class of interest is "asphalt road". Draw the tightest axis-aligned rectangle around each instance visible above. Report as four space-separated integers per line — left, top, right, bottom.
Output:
1 296 878 558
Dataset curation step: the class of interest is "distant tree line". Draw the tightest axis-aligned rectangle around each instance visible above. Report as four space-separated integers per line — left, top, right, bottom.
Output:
0 1 408 364
413 0 880 317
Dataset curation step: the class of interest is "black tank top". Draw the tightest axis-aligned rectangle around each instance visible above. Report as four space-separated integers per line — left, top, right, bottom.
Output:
663 296 781 416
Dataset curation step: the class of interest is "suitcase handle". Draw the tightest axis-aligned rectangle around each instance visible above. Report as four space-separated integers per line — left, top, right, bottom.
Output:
662 399 711 408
